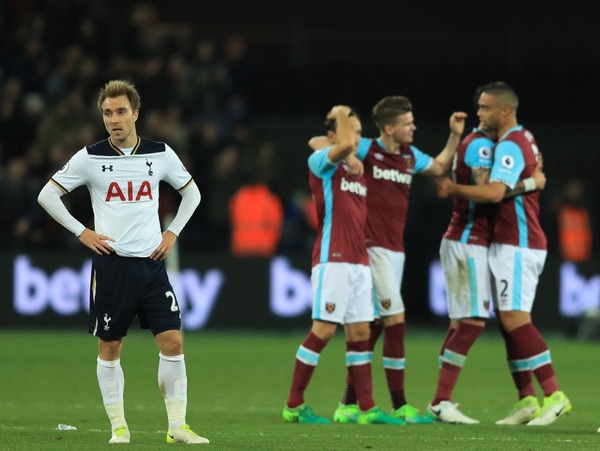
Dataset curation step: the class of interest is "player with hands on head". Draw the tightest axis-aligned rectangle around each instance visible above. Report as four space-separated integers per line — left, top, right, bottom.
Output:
283 105 403 425
310 96 467 424
37 79 208 444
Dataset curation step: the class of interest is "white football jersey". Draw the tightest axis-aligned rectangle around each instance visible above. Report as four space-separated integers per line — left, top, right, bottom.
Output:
50 137 193 257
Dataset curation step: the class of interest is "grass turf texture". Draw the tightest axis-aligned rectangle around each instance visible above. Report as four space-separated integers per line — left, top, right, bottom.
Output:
1 327 598 450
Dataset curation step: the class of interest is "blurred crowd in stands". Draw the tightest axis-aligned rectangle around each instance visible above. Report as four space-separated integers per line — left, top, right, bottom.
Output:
1 1 317 256
1 1 595 263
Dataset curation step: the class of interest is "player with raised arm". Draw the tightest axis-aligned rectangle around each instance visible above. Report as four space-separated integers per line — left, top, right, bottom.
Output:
37 80 207 444
426 121 496 424
310 96 466 424
436 81 571 426
283 105 403 425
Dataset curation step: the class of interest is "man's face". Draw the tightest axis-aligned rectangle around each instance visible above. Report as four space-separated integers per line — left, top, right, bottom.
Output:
102 95 138 144
330 116 362 147
477 93 502 132
388 112 416 144
349 116 362 147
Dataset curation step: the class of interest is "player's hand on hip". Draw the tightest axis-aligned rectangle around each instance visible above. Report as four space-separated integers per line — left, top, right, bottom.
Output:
79 228 115 255
151 230 177 261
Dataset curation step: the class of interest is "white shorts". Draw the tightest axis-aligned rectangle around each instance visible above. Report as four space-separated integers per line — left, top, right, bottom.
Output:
440 238 491 320
368 247 405 317
488 243 546 313
311 262 374 324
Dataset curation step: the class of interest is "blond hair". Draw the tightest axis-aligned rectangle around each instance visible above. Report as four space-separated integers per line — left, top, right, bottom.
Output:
97 79 141 111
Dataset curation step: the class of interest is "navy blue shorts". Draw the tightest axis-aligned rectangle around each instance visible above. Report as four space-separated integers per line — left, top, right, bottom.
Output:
88 253 181 338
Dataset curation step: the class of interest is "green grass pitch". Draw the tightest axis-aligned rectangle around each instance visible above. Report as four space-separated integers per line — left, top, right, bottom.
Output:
1 327 598 450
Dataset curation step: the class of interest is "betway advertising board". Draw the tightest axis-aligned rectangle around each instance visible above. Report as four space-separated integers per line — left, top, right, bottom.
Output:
1 251 599 330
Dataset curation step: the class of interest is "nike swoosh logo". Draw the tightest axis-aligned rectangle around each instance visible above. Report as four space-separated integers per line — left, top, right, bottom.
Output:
555 406 564 417
429 407 441 416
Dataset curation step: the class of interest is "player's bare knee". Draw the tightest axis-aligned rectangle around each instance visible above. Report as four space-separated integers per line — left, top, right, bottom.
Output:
460 318 485 328
98 337 123 360
345 322 370 342
155 330 183 355
382 312 404 327
498 311 531 332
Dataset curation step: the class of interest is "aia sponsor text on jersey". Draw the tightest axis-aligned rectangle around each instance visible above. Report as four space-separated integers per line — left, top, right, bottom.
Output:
105 181 153 202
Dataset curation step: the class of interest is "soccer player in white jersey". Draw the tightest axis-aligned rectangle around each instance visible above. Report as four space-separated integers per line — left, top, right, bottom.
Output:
310 97 466 424
282 105 403 425
37 80 208 444
436 81 571 426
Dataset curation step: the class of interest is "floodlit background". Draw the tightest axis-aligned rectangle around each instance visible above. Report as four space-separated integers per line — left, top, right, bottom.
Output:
2 2 600 449
1 1 599 332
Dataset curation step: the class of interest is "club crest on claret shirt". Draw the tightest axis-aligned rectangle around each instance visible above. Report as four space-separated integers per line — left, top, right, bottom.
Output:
402 155 414 172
